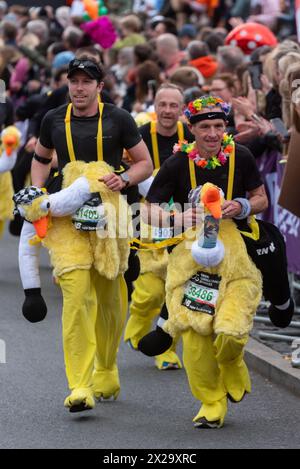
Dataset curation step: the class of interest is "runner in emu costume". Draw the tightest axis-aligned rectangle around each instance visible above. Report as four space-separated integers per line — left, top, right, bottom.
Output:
138 96 294 427
0 126 21 237
14 159 132 412
143 180 262 428
14 57 152 412
125 84 194 370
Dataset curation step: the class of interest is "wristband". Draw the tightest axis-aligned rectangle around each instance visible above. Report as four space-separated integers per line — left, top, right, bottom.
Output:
170 212 185 236
250 113 261 123
24 288 42 297
33 153 52 165
233 198 251 219
169 213 175 229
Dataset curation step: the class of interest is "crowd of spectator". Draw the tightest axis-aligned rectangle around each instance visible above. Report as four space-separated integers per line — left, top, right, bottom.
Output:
0 1 297 145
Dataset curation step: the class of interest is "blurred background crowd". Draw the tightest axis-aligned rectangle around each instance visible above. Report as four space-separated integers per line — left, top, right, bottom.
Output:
0 1 298 149
0 0 300 283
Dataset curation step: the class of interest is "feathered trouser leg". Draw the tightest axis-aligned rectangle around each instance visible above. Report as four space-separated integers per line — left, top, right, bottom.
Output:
60 268 127 407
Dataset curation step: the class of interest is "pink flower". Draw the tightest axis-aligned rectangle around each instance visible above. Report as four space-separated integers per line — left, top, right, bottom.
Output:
173 143 181 153
218 153 227 165
189 149 199 159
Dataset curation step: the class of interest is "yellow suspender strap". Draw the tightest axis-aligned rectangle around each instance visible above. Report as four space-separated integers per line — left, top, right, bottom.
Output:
65 101 104 162
96 102 104 161
189 158 197 190
188 142 236 201
226 143 235 201
65 103 76 162
177 120 184 142
130 233 186 251
150 121 160 170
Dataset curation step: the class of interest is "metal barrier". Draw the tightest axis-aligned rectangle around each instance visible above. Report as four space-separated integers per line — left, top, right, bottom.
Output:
254 317 300 329
253 273 300 368
258 332 300 342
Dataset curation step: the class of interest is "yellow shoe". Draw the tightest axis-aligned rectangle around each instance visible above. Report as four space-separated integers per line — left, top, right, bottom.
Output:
193 397 227 429
155 350 182 370
92 367 120 401
64 387 95 413
220 359 251 403
214 334 250 402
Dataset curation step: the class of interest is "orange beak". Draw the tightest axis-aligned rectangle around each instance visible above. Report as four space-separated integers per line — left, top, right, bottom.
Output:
201 186 222 219
33 216 49 239
3 135 17 156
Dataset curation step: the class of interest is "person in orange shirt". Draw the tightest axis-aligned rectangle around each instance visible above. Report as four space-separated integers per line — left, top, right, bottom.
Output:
187 40 218 80
171 0 219 18
194 0 219 17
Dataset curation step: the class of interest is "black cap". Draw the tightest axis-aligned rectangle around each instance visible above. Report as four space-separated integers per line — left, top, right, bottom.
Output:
67 59 103 81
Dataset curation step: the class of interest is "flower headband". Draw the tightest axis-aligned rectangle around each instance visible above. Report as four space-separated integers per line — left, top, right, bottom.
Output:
184 96 231 123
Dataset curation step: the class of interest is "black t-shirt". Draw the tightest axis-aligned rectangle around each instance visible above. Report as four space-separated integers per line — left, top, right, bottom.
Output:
147 143 262 207
39 103 142 173
0 99 14 130
139 122 194 167
28 87 114 139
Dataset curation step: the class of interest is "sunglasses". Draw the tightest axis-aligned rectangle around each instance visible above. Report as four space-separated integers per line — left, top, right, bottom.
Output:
69 59 101 73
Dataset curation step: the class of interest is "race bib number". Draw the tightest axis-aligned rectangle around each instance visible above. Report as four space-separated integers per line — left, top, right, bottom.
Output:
152 227 173 242
181 272 221 315
72 193 107 232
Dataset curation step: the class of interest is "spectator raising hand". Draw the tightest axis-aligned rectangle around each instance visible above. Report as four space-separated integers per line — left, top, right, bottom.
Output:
235 117 274 143
235 120 259 143
232 96 256 121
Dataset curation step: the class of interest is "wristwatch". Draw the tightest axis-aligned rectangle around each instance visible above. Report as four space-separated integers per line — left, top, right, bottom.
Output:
120 171 130 189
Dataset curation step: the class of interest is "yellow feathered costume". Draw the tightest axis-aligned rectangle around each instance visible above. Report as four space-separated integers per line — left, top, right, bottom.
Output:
124 157 182 369
137 167 169 282
138 183 263 428
0 126 21 237
138 222 169 281
17 160 133 411
0 171 14 224
163 184 262 428
164 219 262 338
124 212 182 369
22 160 133 279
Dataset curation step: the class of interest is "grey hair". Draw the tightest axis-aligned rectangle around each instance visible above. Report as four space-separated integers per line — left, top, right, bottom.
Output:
217 45 245 72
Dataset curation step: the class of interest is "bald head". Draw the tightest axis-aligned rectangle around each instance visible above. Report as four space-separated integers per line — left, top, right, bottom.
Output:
157 33 179 53
155 84 184 104
156 33 180 68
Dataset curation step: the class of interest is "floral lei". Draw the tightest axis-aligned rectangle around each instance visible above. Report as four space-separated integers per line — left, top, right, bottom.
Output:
173 134 234 170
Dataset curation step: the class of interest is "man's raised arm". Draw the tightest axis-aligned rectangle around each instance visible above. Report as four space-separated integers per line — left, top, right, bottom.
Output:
31 140 54 188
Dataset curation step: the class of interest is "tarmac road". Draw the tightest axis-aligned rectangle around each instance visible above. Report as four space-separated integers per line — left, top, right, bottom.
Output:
1 227 300 449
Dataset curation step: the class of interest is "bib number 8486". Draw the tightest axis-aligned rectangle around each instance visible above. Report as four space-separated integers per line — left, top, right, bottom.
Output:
188 285 213 302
